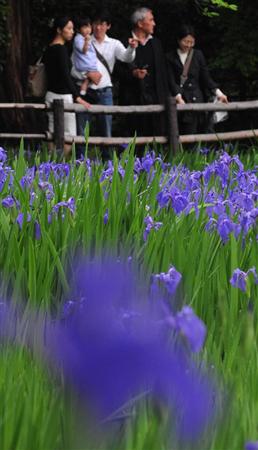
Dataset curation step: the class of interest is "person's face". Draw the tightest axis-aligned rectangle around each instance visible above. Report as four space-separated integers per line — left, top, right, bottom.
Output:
138 11 155 35
58 20 74 42
80 24 92 37
178 34 195 53
92 20 111 40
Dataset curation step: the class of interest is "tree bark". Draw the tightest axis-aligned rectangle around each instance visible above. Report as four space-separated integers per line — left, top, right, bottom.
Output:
0 0 32 131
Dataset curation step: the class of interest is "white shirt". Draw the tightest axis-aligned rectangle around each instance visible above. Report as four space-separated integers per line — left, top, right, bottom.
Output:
132 31 153 46
90 35 136 90
177 49 188 66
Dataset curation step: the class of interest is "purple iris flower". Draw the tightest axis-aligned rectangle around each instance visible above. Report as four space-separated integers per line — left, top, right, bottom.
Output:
35 221 41 240
143 214 163 241
134 158 143 175
16 212 32 229
171 193 189 214
38 181 54 201
103 209 109 225
141 153 155 173
199 147 210 155
53 197 75 215
153 266 182 296
85 158 92 177
239 209 258 235
20 167 36 189
2 196 15 208
38 162 52 181
245 442 258 450
118 165 125 178
100 161 114 182
53 163 70 180
230 269 247 292
230 267 258 293
217 215 235 243
172 306 207 353
0 147 7 163
157 189 171 209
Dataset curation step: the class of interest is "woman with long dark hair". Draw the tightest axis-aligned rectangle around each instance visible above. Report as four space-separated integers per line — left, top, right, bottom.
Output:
43 16 90 154
167 24 228 135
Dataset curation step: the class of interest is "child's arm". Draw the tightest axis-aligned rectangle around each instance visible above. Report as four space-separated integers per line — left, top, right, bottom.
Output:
87 71 102 85
81 35 91 54
74 34 90 55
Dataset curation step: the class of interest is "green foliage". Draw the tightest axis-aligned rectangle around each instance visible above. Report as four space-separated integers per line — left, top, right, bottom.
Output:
0 144 257 449
202 0 237 16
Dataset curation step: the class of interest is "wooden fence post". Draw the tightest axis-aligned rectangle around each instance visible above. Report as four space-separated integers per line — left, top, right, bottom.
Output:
53 99 64 150
166 96 179 154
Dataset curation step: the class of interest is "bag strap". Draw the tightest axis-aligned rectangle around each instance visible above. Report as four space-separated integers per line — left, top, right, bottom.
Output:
92 44 112 78
180 48 194 88
36 56 43 65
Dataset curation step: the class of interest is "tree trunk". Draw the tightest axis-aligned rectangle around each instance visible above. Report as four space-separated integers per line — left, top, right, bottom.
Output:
0 0 32 131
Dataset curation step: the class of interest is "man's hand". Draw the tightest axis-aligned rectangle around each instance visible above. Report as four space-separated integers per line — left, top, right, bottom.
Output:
128 38 139 49
132 68 148 79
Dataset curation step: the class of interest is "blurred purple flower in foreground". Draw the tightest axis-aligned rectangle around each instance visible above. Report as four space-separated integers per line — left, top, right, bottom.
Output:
245 442 258 450
230 267 258 293
45 258 217 440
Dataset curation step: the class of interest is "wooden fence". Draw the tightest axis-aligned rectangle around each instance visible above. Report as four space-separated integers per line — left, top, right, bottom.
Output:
0 98 258 153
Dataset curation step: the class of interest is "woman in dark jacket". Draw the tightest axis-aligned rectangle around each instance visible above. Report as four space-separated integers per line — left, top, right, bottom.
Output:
166 25 228 135
43 16 90 154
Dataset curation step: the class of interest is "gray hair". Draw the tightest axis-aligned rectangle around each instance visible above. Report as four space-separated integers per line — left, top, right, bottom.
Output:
131 7 152 27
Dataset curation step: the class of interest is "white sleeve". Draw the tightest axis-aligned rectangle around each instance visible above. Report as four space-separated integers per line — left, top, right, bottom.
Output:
215 88 224 98
114 40 135 63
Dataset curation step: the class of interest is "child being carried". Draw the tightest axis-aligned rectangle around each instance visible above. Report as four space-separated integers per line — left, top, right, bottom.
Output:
71 17 102 96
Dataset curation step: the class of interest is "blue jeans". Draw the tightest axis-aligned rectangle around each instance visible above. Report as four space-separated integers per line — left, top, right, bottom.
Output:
77 87 113 138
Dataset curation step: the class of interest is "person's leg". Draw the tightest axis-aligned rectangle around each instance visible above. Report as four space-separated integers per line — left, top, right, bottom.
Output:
76 111 91 136
96 87 113 138
179 114 198 135
80 78 89 96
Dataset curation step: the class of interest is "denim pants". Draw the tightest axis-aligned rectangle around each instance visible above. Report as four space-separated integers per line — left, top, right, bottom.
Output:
77 87 113 138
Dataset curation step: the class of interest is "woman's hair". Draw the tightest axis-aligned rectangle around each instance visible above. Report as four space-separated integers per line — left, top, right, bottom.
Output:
131 7 152 27
176 24 195 41
75 17 91 31
49 16 73 40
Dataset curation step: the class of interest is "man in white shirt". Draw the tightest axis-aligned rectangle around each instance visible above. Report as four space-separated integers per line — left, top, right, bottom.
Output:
76 9 138 139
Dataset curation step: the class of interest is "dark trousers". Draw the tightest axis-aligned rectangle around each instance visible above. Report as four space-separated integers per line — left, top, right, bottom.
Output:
76 87 113 138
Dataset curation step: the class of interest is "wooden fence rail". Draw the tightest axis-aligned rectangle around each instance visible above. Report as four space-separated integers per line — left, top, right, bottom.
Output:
0 98 258 152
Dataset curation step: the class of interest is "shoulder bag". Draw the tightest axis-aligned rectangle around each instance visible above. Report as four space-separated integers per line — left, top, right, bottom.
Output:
180 49 194 88
92 44 112 78
26 56 47 98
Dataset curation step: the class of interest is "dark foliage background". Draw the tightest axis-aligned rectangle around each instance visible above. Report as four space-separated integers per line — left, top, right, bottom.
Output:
0 0 257 133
